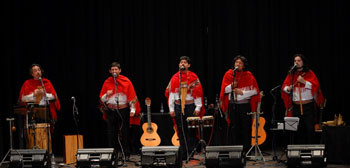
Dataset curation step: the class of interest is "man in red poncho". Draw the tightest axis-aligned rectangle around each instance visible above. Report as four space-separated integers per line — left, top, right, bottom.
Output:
220 55 260 152
165 56 204 160
281 54 324 144
18 64 60 149
99 62 141 163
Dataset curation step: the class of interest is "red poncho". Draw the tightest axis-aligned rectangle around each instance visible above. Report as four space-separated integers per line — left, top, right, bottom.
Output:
99 75 141 125
220 70 260 123
18 78 60 121
281 70 325 117
165 71 205 117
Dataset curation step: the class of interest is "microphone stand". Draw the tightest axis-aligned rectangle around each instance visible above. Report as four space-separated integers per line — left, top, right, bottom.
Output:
72 98 80 154
113 74 125 165
270 84 280 161
179 69 190 162
227 68 237 144
39 77 53 165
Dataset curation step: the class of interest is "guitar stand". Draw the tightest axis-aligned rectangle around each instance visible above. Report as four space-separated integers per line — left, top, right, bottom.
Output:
186 119 207 164
246 111 265 162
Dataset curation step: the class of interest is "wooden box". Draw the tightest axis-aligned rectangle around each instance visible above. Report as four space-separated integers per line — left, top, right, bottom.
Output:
63 135 83 164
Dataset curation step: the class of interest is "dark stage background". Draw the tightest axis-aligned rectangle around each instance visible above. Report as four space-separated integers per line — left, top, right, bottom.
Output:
1 0 347 157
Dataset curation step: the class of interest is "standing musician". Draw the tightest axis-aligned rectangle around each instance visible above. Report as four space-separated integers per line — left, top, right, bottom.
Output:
281 54 324 144
220 55 260 153
165 56 204 160
18 64 60 149
99 62 141 162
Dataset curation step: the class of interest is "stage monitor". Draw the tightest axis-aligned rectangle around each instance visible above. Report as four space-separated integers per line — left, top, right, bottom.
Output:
141 146 181 168
9 149 49 168
205 145 245 168
76 148 116 168
287 144 326 168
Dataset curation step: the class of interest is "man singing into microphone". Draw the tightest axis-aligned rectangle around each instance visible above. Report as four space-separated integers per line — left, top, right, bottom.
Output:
165 56 204 160
18 64 60 149
281 54 324 144
220 55 260 153
99 62 141 163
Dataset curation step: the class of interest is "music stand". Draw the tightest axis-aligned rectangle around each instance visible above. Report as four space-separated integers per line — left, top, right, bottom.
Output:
284 117 299 131
270 117 299 162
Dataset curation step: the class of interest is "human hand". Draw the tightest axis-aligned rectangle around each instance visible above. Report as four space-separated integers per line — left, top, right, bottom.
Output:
170 111 175 117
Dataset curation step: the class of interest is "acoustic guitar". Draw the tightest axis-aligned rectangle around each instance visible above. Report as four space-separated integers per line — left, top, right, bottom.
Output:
140 97 161 146
251 91 267 146
171 125 180 146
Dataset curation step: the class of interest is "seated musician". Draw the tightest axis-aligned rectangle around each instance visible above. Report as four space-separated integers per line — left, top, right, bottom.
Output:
18 64 60 123
165 56 204 160
17 64 60 151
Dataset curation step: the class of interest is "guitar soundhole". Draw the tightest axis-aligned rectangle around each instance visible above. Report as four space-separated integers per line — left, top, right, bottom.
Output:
147 127 153 133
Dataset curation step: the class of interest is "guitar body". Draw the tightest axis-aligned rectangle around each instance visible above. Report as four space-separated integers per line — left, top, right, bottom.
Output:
140 122 161 146
171 126 180 146
140 97 161 147
251 117 267 146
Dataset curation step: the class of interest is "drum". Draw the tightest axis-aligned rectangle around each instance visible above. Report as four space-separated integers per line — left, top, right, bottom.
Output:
202 116 214 127
186 117 200 128
26 123 52 153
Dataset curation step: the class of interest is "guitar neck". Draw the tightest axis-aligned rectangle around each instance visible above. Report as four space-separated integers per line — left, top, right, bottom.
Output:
147 106 152 128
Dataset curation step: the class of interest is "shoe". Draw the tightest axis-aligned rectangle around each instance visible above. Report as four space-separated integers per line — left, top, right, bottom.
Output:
118 161 124 166
125 156 130 161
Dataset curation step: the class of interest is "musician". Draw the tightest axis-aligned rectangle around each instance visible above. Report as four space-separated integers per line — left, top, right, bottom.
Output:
18 64 60 149
281 54 324 144
99 62 141 162
220 55 260 153
165 56 204 160
18 64 60 123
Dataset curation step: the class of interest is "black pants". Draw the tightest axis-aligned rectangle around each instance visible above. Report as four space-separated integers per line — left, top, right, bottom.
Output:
174 104 197 160
293 102 315 144
106 108 130 157
228 103 252 153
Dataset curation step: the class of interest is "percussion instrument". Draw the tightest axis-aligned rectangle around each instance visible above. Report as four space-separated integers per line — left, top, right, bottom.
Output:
26 123 51 153
202 116 214 127
186 117 200 128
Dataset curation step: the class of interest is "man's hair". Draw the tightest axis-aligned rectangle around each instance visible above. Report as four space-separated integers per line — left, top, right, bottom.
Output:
110 62 121 69
232 55 248 70
293 53 310 72
29 64 43 75
179 56 191 64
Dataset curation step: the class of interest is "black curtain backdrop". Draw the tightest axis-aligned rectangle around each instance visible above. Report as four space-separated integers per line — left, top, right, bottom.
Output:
2 0 347 156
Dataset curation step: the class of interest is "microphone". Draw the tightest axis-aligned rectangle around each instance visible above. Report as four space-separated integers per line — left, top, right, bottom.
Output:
72 96 79 116
233 66 239 71
270 85 281 92
180 65 185 71
112 73 118 78
288 64 298 73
